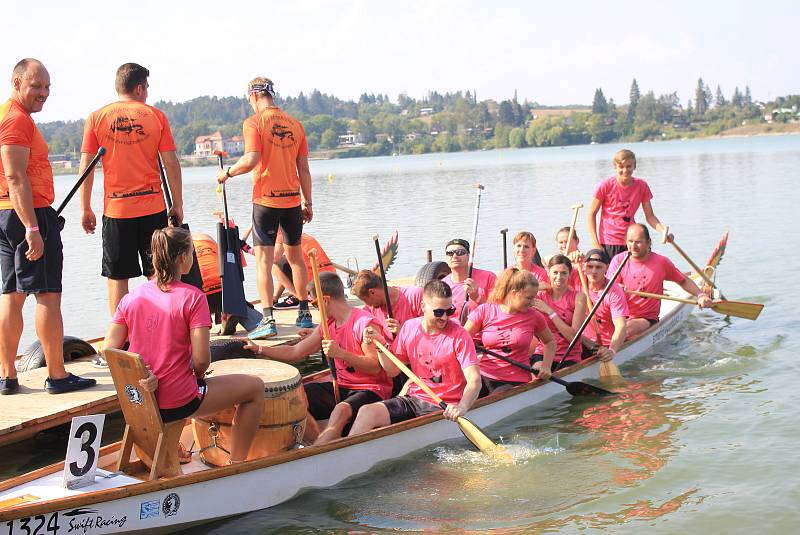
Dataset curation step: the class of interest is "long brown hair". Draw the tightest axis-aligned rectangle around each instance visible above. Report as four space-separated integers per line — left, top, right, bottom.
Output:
489 268 539 304
150 227 192 291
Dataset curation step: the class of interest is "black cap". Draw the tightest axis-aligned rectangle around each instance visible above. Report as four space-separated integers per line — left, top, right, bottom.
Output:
445 238 470 253
584 248 610 264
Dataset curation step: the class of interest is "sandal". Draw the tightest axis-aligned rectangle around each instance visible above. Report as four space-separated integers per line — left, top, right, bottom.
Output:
177 442 192 464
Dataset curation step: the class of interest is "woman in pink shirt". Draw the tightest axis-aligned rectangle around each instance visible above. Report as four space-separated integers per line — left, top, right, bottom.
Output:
105 227 263 464
510 231 549 288
532 255 588 368
465 268 556 395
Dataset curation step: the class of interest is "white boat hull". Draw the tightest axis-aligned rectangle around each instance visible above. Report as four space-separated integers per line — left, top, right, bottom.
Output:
1 294 691 534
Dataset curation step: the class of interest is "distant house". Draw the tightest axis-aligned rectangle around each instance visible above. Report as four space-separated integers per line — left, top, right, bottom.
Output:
419 107 434 116
337 132 364 147
194 131 244 157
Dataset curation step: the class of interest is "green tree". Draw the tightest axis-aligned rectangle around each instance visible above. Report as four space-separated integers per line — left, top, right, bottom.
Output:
695 78 709 116
627 78 640 123
508 127 526 148
715 86 726 108
320 128 338 149
592 88 608 114
731 87 743 108
498 101 515 125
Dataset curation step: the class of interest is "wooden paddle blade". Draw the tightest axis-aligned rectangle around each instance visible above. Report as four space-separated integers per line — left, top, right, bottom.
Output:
598 360 622 379
565 380 616 397
711 300 764 320
456 416 514 463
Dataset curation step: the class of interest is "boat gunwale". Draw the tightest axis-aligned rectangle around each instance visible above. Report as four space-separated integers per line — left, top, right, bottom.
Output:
0 295 689 521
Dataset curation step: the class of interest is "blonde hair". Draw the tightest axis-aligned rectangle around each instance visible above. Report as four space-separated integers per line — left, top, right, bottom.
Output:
489 268 539 304
150 227 193 291
613 149 636 167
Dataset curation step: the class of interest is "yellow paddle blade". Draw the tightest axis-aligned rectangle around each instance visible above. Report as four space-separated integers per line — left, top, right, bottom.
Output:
598 360 622 378
456 416 514 464
711 300 764 320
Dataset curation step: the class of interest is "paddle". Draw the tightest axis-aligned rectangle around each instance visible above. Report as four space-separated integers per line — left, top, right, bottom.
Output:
663 228 722 297
55 147 106 230
373 234 394 320
459 184 485 325
575 264 622 378
309 248 341 403
476 345 615 397
373 340 513 461
159 155 203 291
555 252 631 370
215 150 249 317
500 228 508 270
624 289 764 320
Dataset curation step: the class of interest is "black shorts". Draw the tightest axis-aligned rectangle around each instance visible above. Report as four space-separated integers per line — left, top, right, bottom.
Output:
102 210 167 279
602 244 628 261
159 378 208 423
252 204 302 247
383 395 442 424
0 207 63 294
304 381 382 422
206 290 222 314
479 376 525 398
530 354 580 370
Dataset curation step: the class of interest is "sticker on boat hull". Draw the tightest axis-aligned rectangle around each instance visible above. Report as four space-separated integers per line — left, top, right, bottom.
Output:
162 493 181 517
140 499 160 519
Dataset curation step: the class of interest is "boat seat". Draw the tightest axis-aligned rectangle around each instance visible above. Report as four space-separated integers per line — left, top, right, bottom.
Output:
104 348 183 480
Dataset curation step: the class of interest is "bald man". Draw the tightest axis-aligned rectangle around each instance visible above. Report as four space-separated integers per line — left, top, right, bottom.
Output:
0 59 96 395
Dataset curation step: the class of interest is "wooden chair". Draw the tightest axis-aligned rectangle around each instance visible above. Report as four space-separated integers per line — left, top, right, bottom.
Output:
104 348 183 480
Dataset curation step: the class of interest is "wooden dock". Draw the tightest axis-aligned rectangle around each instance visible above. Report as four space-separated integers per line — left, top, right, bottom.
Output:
1 306 326 448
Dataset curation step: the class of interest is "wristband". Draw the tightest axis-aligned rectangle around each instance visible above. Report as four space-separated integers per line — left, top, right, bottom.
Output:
607 347 617 356
25 226 39 233
303 201 312 207
549 312 558 320
225 167 233 178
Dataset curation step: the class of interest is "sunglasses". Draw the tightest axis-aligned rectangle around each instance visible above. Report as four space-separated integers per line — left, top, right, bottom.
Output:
432 306 457 318
445 249 468 257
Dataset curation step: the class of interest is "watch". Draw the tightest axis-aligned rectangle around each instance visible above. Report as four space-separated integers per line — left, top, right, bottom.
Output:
225 167 233 178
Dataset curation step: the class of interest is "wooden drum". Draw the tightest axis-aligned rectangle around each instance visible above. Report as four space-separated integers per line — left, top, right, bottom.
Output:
192 358 308 466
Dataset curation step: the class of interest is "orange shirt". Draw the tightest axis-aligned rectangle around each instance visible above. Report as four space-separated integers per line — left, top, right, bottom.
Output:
81 101 176 219
243 107 308 208
0 99 54 210
193 235 221 295
276 232 335 281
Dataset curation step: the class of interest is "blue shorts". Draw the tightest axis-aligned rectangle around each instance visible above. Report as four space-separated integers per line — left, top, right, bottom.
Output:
0 207 63 294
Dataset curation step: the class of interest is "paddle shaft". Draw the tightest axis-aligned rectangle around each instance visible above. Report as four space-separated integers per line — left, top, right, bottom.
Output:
374 340 448 409
576 263 602 344
625 289 698 305
460 185 484 324
309 249 340 403
564 203 582 260
373 235 394 319
331 262 358 276
500 228 508 270
56 147 106 216
555 252 631 370
670 239 717 291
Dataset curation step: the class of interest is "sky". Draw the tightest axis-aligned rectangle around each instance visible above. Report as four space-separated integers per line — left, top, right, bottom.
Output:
1 0 796 122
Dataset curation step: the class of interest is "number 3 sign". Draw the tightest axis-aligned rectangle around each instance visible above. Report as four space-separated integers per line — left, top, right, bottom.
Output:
62 414 105 489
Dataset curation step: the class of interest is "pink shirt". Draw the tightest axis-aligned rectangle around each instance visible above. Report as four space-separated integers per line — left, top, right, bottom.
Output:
318 307 393 399
444 268 497 318
362 285 423 336
535 288 583 363
112 280 212 409
585 282 629 345
390 317 479 406
593 176 653 246
468 303 548 383
609 251 685 321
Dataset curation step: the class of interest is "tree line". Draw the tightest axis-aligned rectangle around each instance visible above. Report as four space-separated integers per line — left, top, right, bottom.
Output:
38 81 800 160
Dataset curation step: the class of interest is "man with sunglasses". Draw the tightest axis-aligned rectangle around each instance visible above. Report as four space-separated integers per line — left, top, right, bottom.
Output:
218 77 313 340
442 238 497 321
244 272 392 445
582 249 628 362
348 280 481 435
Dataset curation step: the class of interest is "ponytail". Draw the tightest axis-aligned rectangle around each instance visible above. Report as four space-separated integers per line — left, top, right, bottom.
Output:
489 268 538 304
150 227 193 291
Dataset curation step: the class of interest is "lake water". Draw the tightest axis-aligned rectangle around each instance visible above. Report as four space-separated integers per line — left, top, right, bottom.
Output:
8 135 800 533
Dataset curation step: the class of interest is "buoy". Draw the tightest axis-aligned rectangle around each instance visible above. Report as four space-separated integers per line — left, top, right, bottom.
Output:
327 173 335 183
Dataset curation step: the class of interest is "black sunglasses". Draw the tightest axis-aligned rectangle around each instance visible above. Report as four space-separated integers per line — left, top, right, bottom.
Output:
432 306 457 318
445 249 468 257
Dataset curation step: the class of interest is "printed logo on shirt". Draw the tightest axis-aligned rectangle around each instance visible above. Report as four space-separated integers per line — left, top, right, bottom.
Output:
266 116 298 149
268 188 300 198
108 186 158 199
422 353 443 384
105 110 152 145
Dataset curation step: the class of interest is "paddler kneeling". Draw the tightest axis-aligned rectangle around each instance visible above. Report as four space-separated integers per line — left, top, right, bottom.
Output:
349 280 482 435
105 227 264 464
245 272 393 445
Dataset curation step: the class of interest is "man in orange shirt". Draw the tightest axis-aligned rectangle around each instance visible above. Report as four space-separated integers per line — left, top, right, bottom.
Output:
272 232 335 308
0 59 96 395
217 77 313 339
79 63 182 316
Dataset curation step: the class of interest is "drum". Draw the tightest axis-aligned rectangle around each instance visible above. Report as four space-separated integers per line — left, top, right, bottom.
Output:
192 358 308 466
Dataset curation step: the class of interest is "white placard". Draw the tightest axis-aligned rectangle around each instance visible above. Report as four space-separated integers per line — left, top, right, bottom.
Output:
63 414 105 489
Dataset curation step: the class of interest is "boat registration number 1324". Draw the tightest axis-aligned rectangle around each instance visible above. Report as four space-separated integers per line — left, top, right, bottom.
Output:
5 513 60 535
